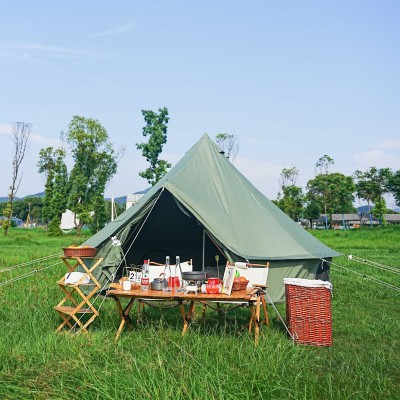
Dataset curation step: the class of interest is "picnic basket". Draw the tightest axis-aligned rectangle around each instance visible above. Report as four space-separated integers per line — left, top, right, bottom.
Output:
62 246 97 258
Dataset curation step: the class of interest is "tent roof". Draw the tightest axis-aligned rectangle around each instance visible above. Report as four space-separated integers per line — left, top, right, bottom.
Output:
86 134 339 261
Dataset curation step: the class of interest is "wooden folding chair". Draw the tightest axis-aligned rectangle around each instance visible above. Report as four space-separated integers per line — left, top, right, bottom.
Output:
201 261 270 332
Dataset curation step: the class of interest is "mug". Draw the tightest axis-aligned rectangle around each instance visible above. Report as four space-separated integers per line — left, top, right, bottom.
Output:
122 280 131 291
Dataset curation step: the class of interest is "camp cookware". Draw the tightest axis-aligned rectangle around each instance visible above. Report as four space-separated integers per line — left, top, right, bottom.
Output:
181 271 207 282
151 278 166 291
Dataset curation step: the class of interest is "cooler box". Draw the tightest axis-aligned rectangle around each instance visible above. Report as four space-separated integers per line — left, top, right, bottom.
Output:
284 278 333 346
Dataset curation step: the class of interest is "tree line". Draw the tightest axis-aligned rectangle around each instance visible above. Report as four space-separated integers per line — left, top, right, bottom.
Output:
274 156 400 226
2 109 172 236
2 109 399 235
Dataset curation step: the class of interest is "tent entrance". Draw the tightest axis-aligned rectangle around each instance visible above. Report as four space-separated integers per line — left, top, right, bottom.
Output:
121 190 226 273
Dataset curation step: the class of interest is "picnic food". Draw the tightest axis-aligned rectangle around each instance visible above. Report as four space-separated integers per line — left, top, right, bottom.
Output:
232 276 249 291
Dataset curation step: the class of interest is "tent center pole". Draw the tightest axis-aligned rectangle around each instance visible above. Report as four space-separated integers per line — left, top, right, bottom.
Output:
202 229 205 271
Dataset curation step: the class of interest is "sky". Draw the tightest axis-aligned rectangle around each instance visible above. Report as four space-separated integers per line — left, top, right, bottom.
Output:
1 1 399 208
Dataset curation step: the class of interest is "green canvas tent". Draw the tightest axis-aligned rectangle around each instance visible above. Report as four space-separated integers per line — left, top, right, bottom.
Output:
84 134 339 302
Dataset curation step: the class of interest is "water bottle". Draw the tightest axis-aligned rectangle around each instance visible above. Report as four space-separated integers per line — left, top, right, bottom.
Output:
141 259 149 290
163 256 172 292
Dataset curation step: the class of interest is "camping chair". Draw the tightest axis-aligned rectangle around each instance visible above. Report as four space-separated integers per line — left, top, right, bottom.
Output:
201 261 270 332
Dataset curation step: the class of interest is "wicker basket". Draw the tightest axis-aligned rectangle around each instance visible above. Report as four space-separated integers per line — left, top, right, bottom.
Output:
232 279 249 291
284 278 333 347
63 246 97 258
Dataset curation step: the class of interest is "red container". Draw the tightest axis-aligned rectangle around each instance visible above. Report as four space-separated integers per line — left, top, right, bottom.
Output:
206 278 221 294
168 276 180 289
284 278 333 347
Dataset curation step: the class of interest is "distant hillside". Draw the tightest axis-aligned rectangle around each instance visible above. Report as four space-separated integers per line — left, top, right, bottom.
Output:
105 189 150 206
0 192 45 203
357 204 400 213
104 196 126 206
357 205 373 214
1 189 149 206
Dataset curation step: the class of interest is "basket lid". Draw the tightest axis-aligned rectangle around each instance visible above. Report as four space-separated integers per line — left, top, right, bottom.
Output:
283 278 332 290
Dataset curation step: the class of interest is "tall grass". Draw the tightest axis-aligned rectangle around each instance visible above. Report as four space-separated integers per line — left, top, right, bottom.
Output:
0 227 399 399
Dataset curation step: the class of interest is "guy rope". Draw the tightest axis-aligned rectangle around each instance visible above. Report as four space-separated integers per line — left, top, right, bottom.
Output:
0 253 63 287
321 256 400 294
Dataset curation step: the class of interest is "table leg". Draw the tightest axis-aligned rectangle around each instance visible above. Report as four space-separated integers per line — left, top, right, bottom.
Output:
248 304 255 333
178 301 189 335
261 295 269 326
254 297 261 345
114 297 135 341
179 300 195 336
187 300 195 320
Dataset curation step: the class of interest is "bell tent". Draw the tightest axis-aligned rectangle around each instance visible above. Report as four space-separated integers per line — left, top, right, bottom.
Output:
84 134 339 301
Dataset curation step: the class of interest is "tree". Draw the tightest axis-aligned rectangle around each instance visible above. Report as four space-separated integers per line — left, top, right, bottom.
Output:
37 147 69 235
312 155 335 227
136 107 171 186
276 185 304 221
215 133 239 162
353 167 392 226
276 166 303 221
306 172 355 227
315 154 334 175
372 198 387 225
66 116 118 235
303 199 321 228
1 196 43 225
3 122 31 236
388 169 400 207
279 166 299 188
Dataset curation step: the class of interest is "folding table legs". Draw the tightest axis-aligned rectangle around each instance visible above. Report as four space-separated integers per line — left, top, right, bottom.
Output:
114 297 136 341
179 300 195 335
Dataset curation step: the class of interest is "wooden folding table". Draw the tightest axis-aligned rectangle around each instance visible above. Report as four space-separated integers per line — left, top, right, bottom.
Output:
107 286 267 343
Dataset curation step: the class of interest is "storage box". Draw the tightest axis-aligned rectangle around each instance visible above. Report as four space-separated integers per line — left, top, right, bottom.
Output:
284 278 333 346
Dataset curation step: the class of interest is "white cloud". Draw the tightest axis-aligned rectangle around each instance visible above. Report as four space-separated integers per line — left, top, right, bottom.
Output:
353 149 399 169
0 40 101 59
30 133 60 146
0 123 60 146
0 123 12 135
378 138 400 150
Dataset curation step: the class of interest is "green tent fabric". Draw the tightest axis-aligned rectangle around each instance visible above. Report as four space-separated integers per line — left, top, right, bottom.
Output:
84 134 339 301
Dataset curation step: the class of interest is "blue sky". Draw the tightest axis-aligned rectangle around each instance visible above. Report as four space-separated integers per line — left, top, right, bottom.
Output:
1 1 399 207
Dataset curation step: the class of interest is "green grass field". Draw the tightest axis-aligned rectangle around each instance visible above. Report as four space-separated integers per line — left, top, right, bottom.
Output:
0 227 399 399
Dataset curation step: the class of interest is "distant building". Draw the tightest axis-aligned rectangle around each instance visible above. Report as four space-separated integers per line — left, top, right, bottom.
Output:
314 213 400 228
0 216 24 228
126 189 149 210
385 214 400 224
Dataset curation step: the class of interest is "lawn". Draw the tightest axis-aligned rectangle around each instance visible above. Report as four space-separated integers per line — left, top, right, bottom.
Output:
0 227 399 399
